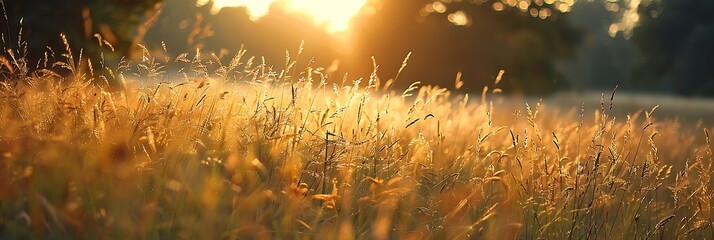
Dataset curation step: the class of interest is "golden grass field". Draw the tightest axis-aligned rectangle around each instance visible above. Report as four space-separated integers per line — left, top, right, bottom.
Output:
1 41 714 239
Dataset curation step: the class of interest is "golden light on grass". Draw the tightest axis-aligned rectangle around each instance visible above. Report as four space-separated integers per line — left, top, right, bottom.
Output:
196 0 368 33
1 20 714 239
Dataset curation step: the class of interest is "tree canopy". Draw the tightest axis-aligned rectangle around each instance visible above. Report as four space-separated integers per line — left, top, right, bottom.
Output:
632 0 714 96
1 0 162 62
350 0 581 94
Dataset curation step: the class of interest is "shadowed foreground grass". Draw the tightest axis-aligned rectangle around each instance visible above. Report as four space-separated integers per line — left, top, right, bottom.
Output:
1 43 713 239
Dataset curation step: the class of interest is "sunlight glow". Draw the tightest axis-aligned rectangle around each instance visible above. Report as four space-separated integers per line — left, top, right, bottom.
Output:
615 0 641 39
196 0 369 33
448 11 470 26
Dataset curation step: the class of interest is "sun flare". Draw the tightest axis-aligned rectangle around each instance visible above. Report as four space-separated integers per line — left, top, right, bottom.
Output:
196 0 369 33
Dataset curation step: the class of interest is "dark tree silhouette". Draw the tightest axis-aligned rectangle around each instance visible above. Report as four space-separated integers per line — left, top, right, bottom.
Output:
1 0 162 62
632 0 714 96
350 0 581 94
558 1 640 92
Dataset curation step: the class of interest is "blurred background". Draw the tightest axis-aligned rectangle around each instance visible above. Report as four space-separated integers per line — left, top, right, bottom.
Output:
2 0 714 97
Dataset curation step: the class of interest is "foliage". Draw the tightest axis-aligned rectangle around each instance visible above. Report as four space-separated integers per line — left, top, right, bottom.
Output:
1 0 162 61
632 0 714 96
559 1 641 91
351 0 581 94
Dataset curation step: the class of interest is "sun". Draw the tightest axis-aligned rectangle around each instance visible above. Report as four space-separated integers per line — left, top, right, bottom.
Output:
196 0 369 33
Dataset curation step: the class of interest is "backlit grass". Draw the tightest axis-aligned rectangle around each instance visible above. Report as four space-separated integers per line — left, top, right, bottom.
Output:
1 40 713 239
